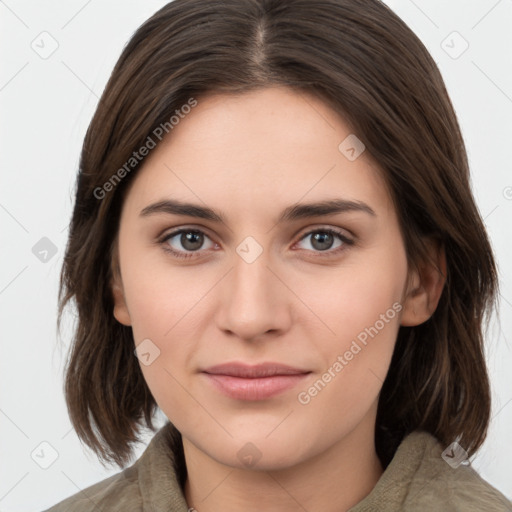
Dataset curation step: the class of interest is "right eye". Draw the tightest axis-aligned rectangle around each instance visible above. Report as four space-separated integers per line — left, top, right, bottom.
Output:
159 228 217 259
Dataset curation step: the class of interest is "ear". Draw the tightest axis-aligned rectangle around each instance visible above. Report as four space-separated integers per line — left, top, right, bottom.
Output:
400 238 446 327
110 243 132 326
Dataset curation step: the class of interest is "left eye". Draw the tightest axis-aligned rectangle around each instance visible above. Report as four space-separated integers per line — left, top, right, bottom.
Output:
295 228 352 253
159 227 353 259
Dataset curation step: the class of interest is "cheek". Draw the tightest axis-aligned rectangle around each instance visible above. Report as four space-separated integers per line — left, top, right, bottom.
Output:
125 276 206 410
304 248 405 347
295 242 406 404
121 243 210 341
293 299 402 432
124 265 203 423
120 251 217 408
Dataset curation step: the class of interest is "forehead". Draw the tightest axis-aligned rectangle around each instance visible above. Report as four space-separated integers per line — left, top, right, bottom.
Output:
122 86 393 221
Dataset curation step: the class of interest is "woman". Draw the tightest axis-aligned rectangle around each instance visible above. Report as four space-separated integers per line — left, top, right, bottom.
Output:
45 0 512 510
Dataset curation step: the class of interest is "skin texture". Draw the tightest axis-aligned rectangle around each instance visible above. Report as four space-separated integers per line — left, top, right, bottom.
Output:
112 86 445 512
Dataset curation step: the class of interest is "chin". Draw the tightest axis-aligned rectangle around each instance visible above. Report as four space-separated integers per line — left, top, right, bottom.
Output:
204 428 309 471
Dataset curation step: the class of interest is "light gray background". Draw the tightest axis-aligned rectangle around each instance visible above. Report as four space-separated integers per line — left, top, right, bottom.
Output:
0 1 511 510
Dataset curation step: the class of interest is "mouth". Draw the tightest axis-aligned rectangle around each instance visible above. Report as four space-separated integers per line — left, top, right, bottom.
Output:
201 362 312 401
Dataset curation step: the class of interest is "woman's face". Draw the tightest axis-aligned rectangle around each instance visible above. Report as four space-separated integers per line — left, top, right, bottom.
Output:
112 86 414 470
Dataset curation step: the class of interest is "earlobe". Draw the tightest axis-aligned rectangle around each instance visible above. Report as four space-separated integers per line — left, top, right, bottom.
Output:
110 238 132 326
400 240 446 327
112 279 132 326
111 260 132 326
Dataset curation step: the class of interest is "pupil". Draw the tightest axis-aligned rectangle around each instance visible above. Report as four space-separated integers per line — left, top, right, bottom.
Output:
183 231 202 250
313 232 333 251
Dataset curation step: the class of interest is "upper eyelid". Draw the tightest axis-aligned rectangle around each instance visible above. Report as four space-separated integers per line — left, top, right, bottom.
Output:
159 225 216 243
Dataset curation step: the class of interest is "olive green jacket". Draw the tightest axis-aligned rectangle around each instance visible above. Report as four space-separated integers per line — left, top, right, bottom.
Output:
44 422 512 511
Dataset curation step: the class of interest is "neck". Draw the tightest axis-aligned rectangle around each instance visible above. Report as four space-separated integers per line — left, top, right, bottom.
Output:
182 407 383 512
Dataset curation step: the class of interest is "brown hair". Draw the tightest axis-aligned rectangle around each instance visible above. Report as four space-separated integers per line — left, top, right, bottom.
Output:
58 0 498 468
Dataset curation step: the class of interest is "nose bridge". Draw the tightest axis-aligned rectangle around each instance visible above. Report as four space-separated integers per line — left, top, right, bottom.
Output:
232 244 272 297
216 239 288 339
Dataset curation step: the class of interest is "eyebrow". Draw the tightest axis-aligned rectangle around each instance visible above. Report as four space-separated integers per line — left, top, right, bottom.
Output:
139 198 376 224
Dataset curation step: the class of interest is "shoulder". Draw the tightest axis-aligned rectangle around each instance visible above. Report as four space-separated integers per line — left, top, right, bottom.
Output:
350 430 512 511
43 422 189 512
399 431 512 511
42 464 141 512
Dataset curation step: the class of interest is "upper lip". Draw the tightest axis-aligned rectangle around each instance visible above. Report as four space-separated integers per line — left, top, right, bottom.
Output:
202 362 311 378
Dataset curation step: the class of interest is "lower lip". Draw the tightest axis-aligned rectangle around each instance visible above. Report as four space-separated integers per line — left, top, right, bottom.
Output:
203 373 310 400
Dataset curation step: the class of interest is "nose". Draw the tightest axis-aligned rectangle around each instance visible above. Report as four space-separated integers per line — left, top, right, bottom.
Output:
215 246 292 342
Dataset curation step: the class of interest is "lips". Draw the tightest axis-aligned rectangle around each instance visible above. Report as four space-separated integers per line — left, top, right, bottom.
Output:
202 362 311 378
201 362 311 400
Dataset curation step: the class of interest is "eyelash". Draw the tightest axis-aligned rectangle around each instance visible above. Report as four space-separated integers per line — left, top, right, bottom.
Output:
157 226 354 260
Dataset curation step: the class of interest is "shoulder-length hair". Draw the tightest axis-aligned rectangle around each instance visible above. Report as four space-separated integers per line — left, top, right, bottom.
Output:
58 0 498 468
